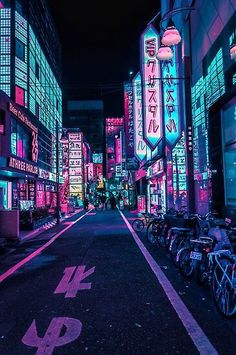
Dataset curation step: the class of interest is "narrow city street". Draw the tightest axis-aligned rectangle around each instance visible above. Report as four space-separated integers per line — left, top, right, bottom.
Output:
0 209 235 355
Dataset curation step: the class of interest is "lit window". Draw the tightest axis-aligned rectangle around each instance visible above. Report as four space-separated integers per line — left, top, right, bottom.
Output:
15 38 25 61
15 85 25 106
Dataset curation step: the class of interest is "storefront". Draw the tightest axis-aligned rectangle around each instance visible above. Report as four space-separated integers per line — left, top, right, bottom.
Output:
146 158 166 213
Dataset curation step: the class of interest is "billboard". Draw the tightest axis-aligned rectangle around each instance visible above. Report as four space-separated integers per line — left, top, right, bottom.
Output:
141 24 162 149
133 72 146 162
68 132 83 199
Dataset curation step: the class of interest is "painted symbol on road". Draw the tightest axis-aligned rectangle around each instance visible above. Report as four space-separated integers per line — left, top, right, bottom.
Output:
22 317 82 355
54 265 95 298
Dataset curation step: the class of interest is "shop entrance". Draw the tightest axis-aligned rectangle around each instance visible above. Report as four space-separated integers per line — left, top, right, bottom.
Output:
147 177 166 213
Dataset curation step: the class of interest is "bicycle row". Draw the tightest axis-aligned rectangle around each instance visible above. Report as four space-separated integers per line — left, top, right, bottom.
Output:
132 207 236 319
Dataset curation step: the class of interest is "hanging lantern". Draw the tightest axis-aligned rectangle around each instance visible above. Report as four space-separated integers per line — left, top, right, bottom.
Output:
156 45 173 61
161 25 181 46
230 43 236 60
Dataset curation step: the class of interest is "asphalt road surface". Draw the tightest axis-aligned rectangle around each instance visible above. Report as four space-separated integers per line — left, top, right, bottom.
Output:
0 208 235 355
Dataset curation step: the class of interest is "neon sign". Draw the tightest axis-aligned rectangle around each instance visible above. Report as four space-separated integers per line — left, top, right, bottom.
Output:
162 46 181 147
68 132 83 199
141 24 162 149
133 72 146 162
8 157 38 175
124 82 134 155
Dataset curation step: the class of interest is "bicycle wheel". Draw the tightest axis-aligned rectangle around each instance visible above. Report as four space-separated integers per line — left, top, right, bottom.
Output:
170 235 186 267
156 221 168 248
132 219 144 232
147 221 158 244
212 256 236 318
178 248 194 278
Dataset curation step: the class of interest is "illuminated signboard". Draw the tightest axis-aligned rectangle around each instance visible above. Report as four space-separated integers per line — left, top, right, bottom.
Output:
162 46 181 147
124 82 134 156
9 102 38 163
141 24 162 149
137 195 146 213
124 82 139 170
133 72 146 162
115 136 121 164
68 132 83 199
8 157 38 175
92 153 103 164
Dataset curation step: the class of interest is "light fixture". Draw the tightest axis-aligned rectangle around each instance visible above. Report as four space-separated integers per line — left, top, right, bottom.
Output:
156 45 173 61
230 43 236 60
161 18 181 46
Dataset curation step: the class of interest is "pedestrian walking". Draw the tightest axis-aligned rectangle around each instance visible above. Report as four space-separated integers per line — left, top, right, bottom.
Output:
110 194 116 210
100 194 106 210
83 197 89 210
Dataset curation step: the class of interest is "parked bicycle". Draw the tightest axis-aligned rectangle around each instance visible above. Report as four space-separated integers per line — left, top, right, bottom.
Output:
132 212 156 232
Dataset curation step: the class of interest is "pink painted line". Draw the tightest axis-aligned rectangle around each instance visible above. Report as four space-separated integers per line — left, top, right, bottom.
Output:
0 209 93 284
119 210 218 355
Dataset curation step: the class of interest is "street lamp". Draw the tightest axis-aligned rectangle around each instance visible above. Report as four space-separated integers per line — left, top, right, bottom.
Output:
161 19 181 46
156 44 173 61
156 6 195 61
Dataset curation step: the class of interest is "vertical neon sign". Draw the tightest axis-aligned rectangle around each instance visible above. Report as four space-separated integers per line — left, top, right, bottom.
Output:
141 24 162 149
133 72 146 162
162 46 181 147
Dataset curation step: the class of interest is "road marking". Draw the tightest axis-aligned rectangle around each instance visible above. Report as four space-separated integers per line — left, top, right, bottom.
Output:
119 209 218 355
22 317 82 354
54 265 95 298
0 209 93 284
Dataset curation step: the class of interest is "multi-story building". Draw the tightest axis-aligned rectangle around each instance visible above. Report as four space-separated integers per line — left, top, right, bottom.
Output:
64 100 104 154
189 0 236 219
0 0 62 218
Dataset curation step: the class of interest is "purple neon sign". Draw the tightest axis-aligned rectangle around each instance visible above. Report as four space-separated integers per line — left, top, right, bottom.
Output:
133 72 146 162
141 24 162 149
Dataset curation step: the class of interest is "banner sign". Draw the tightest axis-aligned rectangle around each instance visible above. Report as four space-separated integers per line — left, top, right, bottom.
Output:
162 45 181 147
133 72 146 162
141 24 162 149
68 132 83 199
124 82 139 170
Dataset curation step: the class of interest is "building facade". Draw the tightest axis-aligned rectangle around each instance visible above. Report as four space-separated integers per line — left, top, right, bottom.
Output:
0 1 62 219
190 0 236 219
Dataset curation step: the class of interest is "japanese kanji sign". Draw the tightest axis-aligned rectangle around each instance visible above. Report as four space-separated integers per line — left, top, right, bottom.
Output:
133 72 146 162
141 24 162 149
124 81 138 170
162 45 181 147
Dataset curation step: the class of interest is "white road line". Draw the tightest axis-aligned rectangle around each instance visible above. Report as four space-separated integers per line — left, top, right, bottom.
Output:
0 209 93 284
119 209 218 355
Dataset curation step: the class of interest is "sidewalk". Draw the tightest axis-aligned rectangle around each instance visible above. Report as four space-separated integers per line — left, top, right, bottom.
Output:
20 208 83 242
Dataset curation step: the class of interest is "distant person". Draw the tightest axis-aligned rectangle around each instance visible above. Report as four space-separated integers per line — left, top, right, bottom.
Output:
110 194 116 210
83 197 89 210
100 194 106 210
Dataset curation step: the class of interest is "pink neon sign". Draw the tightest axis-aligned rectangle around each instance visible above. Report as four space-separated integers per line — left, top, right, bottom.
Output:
133 72 146 162
141 25 162 149
115 136 121 164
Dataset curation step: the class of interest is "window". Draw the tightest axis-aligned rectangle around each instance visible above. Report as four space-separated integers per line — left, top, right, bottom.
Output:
222 99 236 206
35 61 40 80
11 117 31 160
35 102 39 118
15 38 25 61
15 85 25 106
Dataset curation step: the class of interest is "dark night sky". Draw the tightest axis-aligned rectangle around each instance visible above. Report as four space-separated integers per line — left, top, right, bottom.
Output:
47 0 160 117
